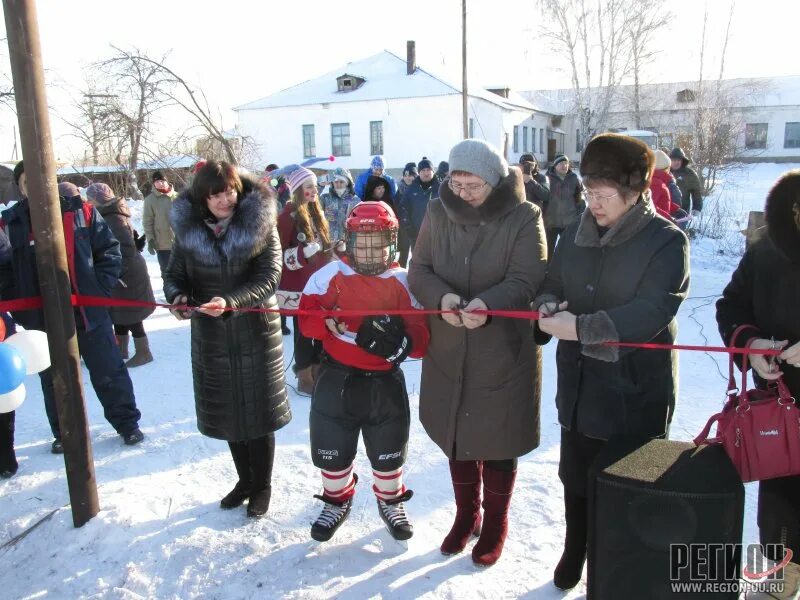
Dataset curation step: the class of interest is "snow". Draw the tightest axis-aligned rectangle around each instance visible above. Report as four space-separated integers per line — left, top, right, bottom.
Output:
1 163 798 599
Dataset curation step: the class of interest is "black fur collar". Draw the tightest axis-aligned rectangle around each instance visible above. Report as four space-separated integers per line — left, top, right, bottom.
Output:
765 169 800 264
439 167 525 225
170 177 277 265
574 196 657 248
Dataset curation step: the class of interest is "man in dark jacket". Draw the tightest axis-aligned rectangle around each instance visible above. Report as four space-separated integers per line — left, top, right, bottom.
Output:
545 154 585 259
0 163 143 453
397 158 440 258
521 159 549 210
669 147 703 215
396 163 417 267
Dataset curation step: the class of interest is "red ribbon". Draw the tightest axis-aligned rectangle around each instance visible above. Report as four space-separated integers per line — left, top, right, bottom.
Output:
0 294 782 357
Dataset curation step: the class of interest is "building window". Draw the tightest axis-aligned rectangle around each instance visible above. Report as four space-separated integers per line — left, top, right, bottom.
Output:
302 124 315 158
523 126 528 152
513 126 519 153
469 118 474 138
745 123 768 150
539 129 544 155
331 123 351 156
784 122 800 149
676 89 696 103
370 121 383 155
532 128 536 152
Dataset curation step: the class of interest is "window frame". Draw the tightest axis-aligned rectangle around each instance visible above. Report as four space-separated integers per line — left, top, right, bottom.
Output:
370 121 383 155
331 122 351 157
784 122 800 149
302 124 315 158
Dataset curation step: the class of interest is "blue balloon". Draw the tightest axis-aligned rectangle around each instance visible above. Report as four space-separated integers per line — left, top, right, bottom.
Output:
0 344 26 394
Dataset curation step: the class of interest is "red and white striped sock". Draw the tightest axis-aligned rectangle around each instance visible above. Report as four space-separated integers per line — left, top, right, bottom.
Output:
321 465 355 502
372 467 405 502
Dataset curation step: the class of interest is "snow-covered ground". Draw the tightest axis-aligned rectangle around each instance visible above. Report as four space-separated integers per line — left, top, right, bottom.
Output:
1 163 797 599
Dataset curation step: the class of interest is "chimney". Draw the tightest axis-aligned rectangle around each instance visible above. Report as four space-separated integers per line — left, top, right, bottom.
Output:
407 40 416 75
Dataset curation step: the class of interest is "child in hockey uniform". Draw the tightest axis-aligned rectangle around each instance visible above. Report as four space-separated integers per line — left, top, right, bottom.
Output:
299 201 429 542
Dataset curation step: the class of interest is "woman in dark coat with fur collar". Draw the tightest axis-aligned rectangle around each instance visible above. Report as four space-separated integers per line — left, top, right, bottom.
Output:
716 170 800 564
164 161 291 519
408 139 547 567
534 134 689 590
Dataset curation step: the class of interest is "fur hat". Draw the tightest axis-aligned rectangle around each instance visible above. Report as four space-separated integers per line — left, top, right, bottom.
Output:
13 160 24 185
57 181 80 199
370 155 385 170
765 169 800 263
85 182 116 205
448 139 509 188
287 166 316 194
654 149 671 171
580 133 655 193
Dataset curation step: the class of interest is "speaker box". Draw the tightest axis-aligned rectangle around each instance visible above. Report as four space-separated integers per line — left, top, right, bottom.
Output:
587 439 744 599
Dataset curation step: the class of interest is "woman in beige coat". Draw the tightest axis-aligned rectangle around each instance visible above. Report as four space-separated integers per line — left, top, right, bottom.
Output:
408 139 547 567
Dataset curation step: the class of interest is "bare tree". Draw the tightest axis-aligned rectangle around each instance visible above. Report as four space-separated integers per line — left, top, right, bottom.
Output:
60 76 123 166
95 48 171 199
625 0 671 128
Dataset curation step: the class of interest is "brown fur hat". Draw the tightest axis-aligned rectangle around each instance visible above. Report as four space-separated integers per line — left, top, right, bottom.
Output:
580 133 655 193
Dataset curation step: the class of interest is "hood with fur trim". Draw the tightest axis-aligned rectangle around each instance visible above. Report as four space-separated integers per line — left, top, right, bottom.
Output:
765 169 800 264
439 167 526 225
170 176 277 265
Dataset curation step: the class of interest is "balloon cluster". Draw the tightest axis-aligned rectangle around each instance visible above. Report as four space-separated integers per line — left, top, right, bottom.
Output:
0 320 51 413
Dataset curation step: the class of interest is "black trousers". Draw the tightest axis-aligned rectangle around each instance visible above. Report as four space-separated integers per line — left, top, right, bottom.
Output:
228 433 275 492
114 322 146 337
293 316 321 370
398 229 411 268
310 360 410 472
546 227 565 261
758 475 800 564
0 410 15 470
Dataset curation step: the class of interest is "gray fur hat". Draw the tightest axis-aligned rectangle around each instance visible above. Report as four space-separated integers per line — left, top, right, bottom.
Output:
448 139 509 187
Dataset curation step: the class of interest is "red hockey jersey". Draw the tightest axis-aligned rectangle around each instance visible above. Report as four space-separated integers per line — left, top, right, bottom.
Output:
299 260 430 371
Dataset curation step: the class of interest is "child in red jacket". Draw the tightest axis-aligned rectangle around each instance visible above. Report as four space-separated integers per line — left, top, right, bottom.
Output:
299 201 429 542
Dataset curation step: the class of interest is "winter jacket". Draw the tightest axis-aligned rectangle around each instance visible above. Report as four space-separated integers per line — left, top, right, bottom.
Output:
649 169 680 219
0 197 122 332
276 202 333 296
524 173 550 210
355 170 398 200
545 167 585 229
321 187 360 244
408 167 547 460
363 175 399 217
397 176 440 240
716 180 800 397
671 164 703 212
534 199 690 441
143 189 178 250
163 177 291 442
96 198 156 325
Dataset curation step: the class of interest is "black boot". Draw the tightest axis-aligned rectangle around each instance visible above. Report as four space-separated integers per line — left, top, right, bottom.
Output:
554 489 588 590
222 441 252 509
247 434 275 518
281 315 291 336
0 411 18 478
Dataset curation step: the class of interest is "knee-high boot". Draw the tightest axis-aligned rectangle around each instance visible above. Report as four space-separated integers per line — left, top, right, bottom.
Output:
221 441 252 509
247 433 275 518
553 489 588 590
0 411 18 478
441 459 483 555
472 464 516 567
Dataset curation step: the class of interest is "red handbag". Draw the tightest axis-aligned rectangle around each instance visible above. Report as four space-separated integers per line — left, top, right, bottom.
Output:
694 325 800 482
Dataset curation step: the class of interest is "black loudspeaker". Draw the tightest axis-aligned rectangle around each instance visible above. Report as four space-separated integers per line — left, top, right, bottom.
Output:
587 439 744 599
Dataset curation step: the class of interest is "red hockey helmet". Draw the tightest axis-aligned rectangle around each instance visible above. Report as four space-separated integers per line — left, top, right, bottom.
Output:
345 201 399 275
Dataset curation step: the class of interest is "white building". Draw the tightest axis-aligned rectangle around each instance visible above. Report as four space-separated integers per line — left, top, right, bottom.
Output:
234 44 556 173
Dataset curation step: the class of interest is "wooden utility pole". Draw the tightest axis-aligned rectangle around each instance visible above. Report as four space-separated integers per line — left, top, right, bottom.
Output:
4 0 99 527
462 0 468 139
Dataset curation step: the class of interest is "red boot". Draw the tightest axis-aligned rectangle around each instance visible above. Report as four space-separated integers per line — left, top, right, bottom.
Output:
472 465 516 567
441 460 483 555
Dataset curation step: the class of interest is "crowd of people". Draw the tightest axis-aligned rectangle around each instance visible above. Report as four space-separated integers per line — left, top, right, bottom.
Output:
0 135 797 592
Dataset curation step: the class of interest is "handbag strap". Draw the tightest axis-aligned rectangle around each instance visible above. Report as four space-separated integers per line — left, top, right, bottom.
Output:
728 324 760 392
694 410 724 446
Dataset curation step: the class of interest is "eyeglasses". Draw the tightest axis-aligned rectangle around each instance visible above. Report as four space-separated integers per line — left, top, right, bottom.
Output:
585 190 620 203
449 180 488 195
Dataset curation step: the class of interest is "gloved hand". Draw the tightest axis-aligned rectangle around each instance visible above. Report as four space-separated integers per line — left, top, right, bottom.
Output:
355 315 412 364
147 239 156 255
303 241 321 259
133 230 146 253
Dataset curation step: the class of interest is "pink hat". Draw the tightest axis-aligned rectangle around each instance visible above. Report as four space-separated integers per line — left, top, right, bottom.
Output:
287 167 316 194
85 182 116 204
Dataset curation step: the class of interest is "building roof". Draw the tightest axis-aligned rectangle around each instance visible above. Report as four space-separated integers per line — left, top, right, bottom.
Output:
234 50 541 114
55 154 202 176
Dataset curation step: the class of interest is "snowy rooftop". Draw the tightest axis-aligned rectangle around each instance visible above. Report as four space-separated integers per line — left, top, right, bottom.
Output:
55 154 202 175
234 51 541 114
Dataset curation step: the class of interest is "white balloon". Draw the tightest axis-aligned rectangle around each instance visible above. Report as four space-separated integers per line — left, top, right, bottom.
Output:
5 330 51 374
0 382 25 413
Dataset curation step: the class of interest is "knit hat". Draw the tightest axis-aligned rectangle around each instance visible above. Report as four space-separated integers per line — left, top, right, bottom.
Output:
519 153 534 164
448 139 509 187
437 160 449 174
418 157 434 171
580 133 655 193
403 162 418 176
287 166 316 194
552 154 569 168
331 167 353 185
85 182 116 205
370 155 385 170
57 181 80 199
654 149 671 171
13 160 24 185
152 170 166 182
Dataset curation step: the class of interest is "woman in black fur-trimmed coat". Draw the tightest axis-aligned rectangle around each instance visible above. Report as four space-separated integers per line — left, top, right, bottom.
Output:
164 161 291 518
